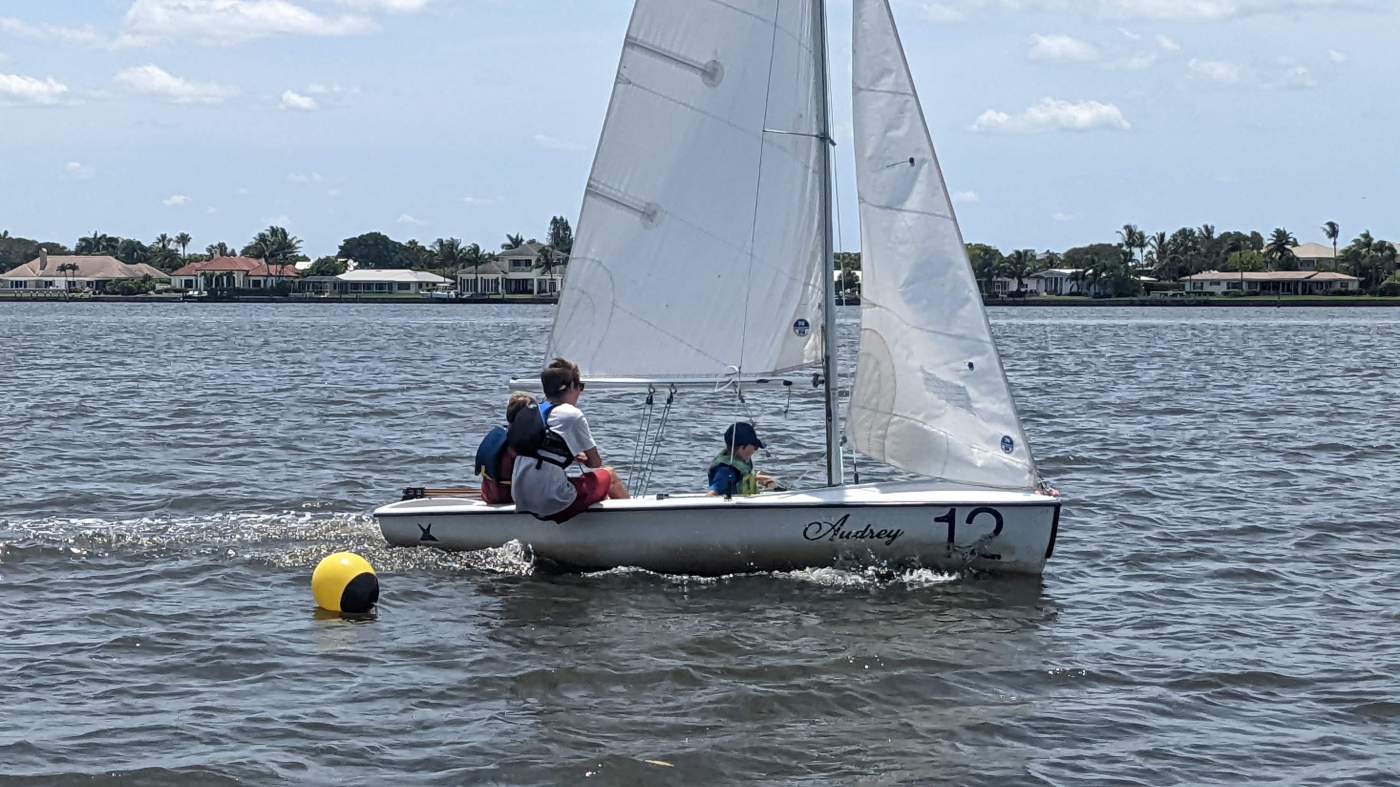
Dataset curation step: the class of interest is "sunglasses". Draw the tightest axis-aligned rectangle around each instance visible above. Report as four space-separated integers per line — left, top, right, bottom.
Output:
574 381 586 391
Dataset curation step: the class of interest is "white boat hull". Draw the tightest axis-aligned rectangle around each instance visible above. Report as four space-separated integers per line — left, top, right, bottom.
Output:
374 482 1061 576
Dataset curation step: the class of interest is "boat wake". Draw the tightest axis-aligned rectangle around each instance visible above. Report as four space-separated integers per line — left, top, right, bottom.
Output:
1 512 959 589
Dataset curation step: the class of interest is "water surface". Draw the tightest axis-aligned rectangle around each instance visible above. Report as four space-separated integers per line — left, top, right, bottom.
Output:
2 304 1397 785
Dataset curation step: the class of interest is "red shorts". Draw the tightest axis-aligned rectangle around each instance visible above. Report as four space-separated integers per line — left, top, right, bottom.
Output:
547 468 613 523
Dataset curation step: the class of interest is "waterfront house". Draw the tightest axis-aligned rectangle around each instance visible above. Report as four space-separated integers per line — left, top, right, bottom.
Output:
1292 242 1338 272
171 257 300 291
1182 270 1360 295
2 253 168 291
1027 268 1083 296
334 269 452 294
497 242 567 296
458 258 508 296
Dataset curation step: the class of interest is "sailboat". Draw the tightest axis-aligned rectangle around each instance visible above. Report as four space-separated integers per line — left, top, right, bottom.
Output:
374 0 1062 576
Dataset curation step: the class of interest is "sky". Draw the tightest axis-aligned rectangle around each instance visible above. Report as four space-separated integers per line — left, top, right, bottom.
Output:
1 0 1396 258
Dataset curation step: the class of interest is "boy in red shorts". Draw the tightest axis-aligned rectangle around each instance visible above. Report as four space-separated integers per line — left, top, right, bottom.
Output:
510 357 629 522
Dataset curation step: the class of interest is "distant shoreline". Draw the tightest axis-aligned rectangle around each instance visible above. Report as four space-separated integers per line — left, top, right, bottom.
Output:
4 293 1400 307
0 293 561 305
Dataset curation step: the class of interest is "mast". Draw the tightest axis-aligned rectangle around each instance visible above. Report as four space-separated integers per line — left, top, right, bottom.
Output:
813 0 844 487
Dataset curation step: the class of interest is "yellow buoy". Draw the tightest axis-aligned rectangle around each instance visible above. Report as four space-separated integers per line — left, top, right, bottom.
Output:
312 552 379 614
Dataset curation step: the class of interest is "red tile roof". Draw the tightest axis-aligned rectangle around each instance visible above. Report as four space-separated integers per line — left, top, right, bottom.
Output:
171 257 299 277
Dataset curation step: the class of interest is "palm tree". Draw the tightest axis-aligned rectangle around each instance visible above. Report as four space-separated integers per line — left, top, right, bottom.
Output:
243 225 302 289
57 261 79 298
1117 224 1146 267
1322 221 1341 270
431 237 465 283
175 232 192 259
206 241 232 258
966 244 1004 297
535 244 560 296
502 233 525 251
1147 232 1171 279
1004 249 1036 295
76 231 117 255
1265 228 1298 271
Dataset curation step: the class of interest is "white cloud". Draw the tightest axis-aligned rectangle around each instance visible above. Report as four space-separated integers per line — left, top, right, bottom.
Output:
1118 27 1143 40
532 134 586 152
280 89 317 110
397 213 427 226
952 190 980 204
1327 49 1348 63
335 0 430 11
1028 33 1100 62
1156 34 1182 52
0 72 68 104
327 188 342 197
973 98 1131 133
0 17 105 46
163 194 191 206
287 172 323 184
64 161 93 179
1053 211 1078 222
1188 58 1246 83
116 64 237 104
119 0 376 47
462 195 501 205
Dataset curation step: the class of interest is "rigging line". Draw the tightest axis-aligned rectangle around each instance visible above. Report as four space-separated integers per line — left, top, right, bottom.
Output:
637 387 677 497
627 386 656 489
736 0 785 383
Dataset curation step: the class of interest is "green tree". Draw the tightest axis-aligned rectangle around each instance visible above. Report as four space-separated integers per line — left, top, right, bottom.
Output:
1322 221 1341 269
338 232 408 269
547 216 574 255
1265 228 1298 271
535 243 561 292
206 241 232 258
243 225 302 287
75 231 119 256
402 239 433 269
966 243 1004 297
431 237 465 280
1222 250 1266 272
1004 249 1036 294
502 233 525 250
57 261 79 297
175 232 192 259
116 238 151 265
306 256 347 277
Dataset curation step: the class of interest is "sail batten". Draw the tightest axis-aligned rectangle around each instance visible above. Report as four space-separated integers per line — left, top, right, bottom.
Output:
546 0 827 381
849 0 1041 491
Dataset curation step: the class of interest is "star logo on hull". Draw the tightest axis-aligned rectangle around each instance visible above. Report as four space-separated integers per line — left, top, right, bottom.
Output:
417 523 439 542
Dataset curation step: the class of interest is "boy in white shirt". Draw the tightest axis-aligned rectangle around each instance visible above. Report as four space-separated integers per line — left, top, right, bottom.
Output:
510 358 629 522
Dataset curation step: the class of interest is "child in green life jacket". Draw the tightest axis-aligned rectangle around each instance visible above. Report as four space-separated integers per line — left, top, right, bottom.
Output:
707 422 777 497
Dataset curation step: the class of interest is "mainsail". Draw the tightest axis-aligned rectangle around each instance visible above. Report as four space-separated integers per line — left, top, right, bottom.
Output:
849 0 1041 490
546 0 828 381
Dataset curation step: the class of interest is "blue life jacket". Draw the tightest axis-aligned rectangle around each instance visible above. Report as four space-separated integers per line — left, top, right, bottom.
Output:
474 425 510 482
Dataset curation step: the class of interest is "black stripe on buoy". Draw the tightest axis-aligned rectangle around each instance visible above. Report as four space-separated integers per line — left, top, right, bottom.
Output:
340 572 380 614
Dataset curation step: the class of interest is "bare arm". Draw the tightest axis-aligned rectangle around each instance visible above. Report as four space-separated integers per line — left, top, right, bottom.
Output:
581 447 604 469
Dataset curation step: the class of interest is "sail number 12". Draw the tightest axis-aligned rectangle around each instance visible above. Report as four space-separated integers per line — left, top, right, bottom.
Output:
933 507 1004 545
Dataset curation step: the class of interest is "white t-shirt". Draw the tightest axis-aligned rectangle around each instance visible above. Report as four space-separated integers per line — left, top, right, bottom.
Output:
510 402 598 518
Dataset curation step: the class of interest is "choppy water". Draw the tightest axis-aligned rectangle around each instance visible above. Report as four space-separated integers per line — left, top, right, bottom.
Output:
2 303 1398 785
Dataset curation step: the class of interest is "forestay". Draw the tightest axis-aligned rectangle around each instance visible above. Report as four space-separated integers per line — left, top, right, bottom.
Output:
848 0 1040 491
546 0 827 381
